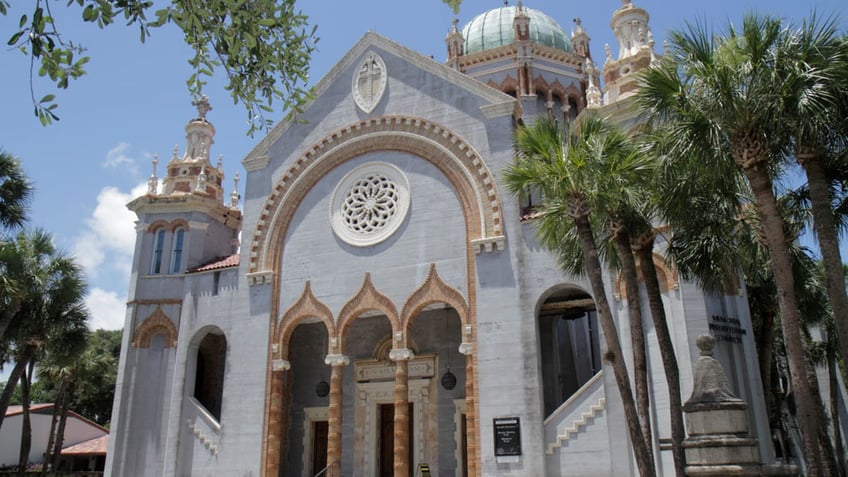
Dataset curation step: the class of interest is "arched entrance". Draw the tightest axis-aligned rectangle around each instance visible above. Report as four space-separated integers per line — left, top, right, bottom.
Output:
537 287 601 417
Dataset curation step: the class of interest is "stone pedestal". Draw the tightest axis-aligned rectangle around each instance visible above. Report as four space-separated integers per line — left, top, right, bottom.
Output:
683 335 797 477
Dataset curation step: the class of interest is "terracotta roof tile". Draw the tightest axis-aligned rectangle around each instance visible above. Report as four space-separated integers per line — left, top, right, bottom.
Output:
5 403 54 417
61 435 109 456
188 254 240 273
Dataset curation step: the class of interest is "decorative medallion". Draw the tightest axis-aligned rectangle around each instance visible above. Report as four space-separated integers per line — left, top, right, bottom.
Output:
352 52 387 113
330 162 410 247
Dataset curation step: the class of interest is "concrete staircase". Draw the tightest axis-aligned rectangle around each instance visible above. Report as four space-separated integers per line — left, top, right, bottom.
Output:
544 397 605 455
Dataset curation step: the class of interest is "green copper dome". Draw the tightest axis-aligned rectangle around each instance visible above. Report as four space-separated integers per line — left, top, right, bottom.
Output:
461 6 572 54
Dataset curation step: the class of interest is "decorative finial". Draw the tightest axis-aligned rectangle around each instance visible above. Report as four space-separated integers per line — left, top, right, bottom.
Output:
172 145 179 161
230 172 240 208
148 154 159 195
192 96 212 120
452 17 459 32
217 154 223 171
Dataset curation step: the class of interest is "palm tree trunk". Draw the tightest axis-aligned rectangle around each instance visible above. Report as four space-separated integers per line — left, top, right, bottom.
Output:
828 351 846 475
573 213 655 477
635 239 687 477
613 228 654 461
17 361 34 476
51 381 74 472
40 379 67 477
800 154 848 378
0 343 36 431
744 162 827 476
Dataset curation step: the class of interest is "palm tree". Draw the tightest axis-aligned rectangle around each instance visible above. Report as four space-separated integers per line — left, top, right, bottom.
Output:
777 15 848 377
0 230 58 341
0 150 32 232
505 114 655 476
638 15 831 475
0 230 89 432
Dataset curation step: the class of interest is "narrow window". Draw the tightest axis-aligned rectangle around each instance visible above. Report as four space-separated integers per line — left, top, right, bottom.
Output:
171 228 185 274
151 229 165 274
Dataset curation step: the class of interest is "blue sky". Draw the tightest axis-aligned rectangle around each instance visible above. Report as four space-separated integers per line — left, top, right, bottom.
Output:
0 0 845 331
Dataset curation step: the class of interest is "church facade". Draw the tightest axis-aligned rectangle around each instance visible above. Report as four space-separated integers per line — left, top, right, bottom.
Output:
105 2 772 476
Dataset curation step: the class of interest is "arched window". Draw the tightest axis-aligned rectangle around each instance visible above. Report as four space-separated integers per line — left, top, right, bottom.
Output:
170 228 185 274
150 229 166 274
194 332 227 421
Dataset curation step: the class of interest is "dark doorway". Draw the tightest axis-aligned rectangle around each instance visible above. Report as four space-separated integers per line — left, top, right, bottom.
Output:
378 403 414 477
539 290 601 416
461 413 468 477
311 420 328 476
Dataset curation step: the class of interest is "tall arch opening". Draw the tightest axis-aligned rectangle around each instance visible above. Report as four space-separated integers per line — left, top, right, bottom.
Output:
538 287 600 417
193 331 227 421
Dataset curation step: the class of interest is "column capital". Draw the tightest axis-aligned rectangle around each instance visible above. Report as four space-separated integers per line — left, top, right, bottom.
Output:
271 359 290 372
325 354 350 367
389 348 415 362
458 342 473 355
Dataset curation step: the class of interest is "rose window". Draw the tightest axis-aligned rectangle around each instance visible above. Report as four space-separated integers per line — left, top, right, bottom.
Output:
330 162 410 246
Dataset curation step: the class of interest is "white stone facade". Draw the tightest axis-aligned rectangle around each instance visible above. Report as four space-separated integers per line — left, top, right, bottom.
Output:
105 4 773 476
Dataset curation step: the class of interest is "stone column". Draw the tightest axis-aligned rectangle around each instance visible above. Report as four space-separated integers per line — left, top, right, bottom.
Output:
325 354 349 477
390 348 414 477
265 359 290 476
459 340 476 477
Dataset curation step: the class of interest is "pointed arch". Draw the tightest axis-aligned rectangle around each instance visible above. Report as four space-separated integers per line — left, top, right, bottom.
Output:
337 273 399 352
247 116 505 276
132 306 177 348
533 76 551 101
565 84 585 111
401 264 469 330
549 79 568 104
499 75 519 96
277 281 336 358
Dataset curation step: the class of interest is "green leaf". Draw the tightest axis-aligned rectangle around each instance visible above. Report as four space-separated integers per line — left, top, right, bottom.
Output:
7 31 23 46
39 94 55 103
19 14 28 28
82 5 96 22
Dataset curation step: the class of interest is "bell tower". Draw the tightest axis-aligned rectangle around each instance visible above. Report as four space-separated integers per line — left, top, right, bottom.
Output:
128 97 242 285
602 0 656 104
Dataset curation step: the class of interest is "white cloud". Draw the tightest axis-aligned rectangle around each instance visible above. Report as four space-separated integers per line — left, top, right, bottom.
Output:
86 288 126 330
72 183 145 280
102 142 140 176
72 182 146 330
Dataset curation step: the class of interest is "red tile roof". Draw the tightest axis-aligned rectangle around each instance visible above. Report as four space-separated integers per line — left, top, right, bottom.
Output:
188 254 240 273
61 435 109 456
5 403 53 416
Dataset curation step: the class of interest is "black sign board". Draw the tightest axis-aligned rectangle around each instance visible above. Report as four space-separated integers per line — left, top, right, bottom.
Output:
493 417 521 456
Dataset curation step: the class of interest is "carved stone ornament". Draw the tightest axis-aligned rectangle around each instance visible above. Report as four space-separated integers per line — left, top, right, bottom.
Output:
352 52 387 113
685 334 743 405
389 348 415 362
329 162 410 247
324 354 350 367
